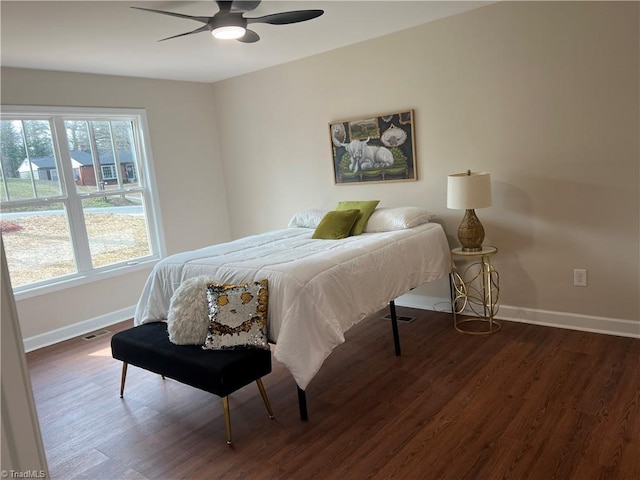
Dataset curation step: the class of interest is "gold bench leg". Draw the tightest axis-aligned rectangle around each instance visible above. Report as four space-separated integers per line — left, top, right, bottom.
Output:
222 396 232 446
256 378 274 419
119 363 128 398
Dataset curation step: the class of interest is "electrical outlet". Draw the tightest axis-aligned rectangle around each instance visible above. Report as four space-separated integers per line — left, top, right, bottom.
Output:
574 269 587 287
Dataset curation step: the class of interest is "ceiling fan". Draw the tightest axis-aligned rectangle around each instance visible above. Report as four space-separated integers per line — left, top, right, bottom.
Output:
132 0 324 43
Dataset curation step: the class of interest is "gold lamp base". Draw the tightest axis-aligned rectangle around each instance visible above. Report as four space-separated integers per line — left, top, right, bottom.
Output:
458 209 485 252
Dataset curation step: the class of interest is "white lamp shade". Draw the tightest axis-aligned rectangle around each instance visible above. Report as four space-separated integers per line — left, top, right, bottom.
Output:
447 171 492 209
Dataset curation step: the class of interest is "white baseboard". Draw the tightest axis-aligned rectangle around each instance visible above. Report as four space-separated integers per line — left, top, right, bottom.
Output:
23 295 640 352
395 293 640 339
496 305 640 338
23 306 136 352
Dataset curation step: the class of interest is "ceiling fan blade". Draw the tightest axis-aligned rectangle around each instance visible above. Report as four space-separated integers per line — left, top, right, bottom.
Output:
231 1 261 12
236 29 260 43
216 1 233 13
131 6 210 24
247 9 324 26
158 24 211 42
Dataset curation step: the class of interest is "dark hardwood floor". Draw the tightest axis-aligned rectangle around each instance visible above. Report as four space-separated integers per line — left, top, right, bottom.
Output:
26 308 639 480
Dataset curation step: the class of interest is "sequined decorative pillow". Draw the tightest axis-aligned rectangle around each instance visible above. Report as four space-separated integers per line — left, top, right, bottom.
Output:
203 279 269 350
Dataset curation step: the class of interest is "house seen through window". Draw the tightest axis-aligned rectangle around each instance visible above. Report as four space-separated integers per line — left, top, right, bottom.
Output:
0 106 163 294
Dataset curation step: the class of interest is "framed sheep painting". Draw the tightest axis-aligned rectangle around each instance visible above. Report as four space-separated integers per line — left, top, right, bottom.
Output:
329 110 417 185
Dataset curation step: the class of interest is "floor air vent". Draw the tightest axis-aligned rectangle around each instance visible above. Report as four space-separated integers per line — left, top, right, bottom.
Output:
83 330 111 341
382 314 415 324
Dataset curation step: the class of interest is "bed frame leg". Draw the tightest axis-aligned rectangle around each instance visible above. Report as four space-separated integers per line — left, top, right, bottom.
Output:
294 301 401 422
389 300 402 356
297 386 308 421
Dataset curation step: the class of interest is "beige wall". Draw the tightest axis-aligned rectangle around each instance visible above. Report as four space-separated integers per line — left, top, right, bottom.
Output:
0 69 231 339
212 1 639 322
1 1 638 343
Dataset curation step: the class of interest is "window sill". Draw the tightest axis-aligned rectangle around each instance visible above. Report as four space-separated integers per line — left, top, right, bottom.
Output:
13 259 159 301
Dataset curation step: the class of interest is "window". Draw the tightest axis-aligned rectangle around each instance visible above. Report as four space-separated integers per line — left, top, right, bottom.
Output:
101 165 116 180
0 106 163 296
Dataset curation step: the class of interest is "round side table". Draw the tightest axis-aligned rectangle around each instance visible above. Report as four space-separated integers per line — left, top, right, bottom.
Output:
450 246 500 335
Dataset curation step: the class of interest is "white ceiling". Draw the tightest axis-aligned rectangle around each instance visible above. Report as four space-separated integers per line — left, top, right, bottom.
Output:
1 1 490 83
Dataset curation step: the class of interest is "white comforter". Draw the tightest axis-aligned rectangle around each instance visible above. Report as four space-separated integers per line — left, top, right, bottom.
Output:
134 223 451 389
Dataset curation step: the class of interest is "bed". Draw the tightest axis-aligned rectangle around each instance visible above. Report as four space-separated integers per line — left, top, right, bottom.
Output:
134 207 451 417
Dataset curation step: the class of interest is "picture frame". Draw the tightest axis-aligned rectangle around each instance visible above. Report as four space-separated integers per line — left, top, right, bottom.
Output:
329 110 417 185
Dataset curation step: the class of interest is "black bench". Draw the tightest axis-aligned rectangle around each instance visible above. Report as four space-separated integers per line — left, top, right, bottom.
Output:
110 322 274 445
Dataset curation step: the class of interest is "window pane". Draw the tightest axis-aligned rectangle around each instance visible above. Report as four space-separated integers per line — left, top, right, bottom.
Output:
102 165 116 180
111 120 139 188
83 193 151 268
67 120 140 193
1 119 61 201
0 203 76 287
64 119 95 191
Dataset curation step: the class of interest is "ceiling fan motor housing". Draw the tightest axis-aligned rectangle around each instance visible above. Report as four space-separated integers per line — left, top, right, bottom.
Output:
211 12 248 31
210 12 248 38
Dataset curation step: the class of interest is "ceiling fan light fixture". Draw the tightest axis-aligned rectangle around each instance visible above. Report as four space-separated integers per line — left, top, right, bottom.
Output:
133 1 324 44
212 25 246 39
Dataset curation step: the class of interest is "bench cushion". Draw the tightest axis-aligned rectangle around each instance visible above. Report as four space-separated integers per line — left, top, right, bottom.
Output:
111 322 272 398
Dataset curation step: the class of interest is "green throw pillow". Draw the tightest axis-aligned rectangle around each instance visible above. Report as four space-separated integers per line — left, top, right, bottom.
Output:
312 209 361 239
335 200 380 235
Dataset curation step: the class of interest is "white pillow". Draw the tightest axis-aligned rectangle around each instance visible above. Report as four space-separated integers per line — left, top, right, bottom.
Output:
167 276 211 345
364 207 434 232
287 209 328 229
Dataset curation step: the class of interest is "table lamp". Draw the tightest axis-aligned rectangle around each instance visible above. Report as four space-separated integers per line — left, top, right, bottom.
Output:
447 170 492 252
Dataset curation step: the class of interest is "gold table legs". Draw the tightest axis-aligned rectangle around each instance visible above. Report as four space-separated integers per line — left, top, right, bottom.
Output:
451 249 500 335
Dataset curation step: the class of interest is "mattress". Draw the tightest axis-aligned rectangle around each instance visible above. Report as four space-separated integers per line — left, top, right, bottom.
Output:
134 223 451 389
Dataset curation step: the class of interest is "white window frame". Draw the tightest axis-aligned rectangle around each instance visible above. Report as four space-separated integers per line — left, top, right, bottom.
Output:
101 165 116 180
0 105 165 300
